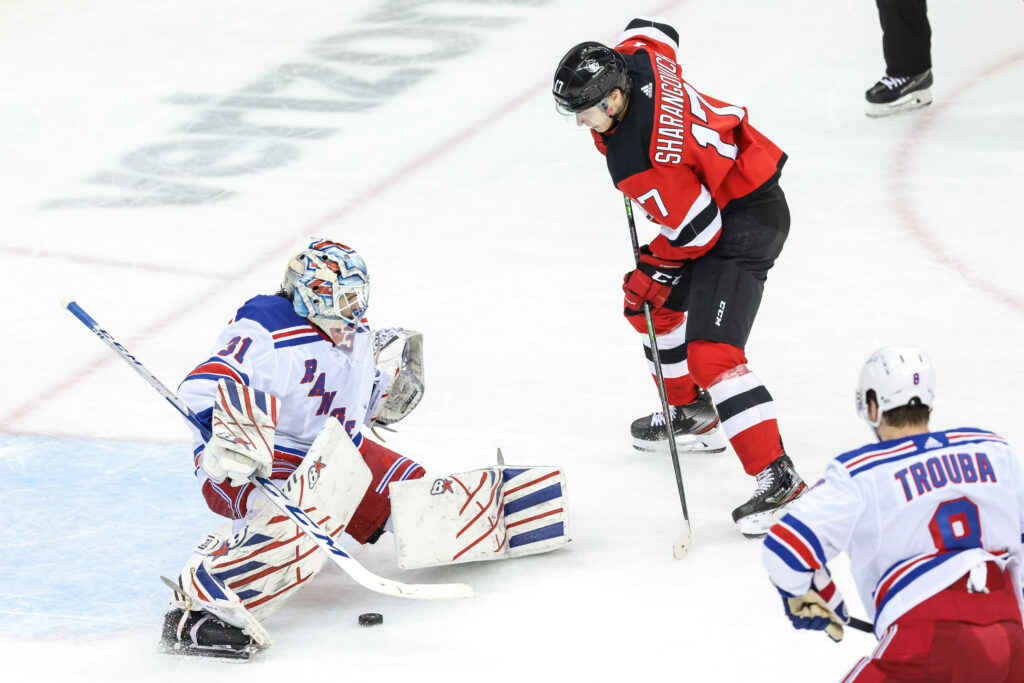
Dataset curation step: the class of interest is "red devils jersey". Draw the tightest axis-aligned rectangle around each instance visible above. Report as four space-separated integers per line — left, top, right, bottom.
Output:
592 18 787 261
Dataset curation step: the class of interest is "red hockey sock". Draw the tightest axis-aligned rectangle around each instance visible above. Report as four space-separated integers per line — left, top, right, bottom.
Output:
688 340 785 475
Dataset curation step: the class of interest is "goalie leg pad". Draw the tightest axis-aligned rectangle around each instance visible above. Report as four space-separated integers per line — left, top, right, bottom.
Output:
173 420 374 624
502 466 571 559
390 465 570 570
175 513 327 629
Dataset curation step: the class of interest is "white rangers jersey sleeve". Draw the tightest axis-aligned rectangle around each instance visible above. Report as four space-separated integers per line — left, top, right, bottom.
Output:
763 428 1024 635
177 294 377 518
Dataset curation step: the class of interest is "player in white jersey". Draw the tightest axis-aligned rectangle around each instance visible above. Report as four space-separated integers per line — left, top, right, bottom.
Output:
763 346 1024 682
160 239 570 659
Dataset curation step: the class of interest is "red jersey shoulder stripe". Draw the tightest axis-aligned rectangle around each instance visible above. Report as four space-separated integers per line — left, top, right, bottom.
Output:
272 324 323 340
844 440 918 473
184 357 247 385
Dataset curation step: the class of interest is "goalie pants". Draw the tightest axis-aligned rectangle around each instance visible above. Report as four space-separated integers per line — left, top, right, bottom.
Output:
625 181 789 475
842 565 1024 683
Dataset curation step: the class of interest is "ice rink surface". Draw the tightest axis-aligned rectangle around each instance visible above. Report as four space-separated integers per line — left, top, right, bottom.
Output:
1 0 1023 680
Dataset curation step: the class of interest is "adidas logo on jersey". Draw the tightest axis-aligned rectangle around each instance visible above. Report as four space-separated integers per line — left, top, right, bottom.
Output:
925 437 942 449
641 82 654 98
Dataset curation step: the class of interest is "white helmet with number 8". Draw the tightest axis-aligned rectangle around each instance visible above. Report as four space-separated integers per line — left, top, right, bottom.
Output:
855 346 935 427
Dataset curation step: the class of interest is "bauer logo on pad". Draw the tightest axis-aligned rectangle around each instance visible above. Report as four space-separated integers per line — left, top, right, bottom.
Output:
307 456 327 489
430 478 454 495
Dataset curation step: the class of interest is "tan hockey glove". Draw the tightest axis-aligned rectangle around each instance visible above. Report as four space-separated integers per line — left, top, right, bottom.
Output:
784 590 845 642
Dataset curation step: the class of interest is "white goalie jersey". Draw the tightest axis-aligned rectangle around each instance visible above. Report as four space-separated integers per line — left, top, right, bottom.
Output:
763 428 1024 635
177 294 380 518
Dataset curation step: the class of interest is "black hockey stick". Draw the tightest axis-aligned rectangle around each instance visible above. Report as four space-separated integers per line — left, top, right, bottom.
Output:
848 616 873 633
623 195 692 558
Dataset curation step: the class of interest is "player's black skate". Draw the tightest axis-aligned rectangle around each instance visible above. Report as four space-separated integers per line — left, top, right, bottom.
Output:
630 390 726 454
731 454 806 538
159 608 258 660
865 69 933 118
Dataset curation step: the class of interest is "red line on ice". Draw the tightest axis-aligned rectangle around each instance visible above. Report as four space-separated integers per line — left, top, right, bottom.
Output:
891 48 1024 315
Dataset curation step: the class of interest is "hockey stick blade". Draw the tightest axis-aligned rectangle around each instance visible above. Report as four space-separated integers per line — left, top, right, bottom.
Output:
251 475 473 599
64 299 474 601
672 522 692 559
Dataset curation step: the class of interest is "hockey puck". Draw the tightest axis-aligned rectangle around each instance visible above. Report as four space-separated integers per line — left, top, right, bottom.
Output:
358 612 383 627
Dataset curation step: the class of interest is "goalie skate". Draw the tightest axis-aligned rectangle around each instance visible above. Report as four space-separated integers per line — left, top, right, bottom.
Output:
631 390 726 454
159 608 262 660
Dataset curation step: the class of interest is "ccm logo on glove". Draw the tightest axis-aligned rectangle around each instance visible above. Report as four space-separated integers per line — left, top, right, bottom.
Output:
623 246 685 312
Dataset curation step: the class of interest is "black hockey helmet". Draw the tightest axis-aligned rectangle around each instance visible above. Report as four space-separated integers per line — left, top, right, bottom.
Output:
552 41 631 114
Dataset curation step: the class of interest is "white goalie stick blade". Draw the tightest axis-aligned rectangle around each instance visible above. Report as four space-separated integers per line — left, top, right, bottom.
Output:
249 475 474 599
249 421 474 600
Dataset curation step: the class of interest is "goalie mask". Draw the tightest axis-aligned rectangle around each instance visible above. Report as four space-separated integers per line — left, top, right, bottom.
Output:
855 346 935 427
283 239 370 345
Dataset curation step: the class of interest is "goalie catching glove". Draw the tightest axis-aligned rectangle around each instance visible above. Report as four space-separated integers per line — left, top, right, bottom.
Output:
200 379 279 486
622 245 685 312
780 569 850 642
367 328 425 426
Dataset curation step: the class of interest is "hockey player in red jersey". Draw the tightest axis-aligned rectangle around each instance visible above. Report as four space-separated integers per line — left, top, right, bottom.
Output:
552 17 804 536
763 347 1024 682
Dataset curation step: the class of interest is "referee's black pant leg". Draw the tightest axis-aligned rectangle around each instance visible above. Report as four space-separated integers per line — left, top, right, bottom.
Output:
876 0 932 76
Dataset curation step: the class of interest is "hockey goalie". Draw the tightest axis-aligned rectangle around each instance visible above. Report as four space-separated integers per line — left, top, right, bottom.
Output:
162 239 569 659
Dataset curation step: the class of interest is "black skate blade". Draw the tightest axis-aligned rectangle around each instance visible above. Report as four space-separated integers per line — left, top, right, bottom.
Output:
865 89 933 118
159 639 254 661
159 607 261 661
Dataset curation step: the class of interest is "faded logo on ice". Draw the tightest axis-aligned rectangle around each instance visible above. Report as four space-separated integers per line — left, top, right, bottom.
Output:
46 0 554 209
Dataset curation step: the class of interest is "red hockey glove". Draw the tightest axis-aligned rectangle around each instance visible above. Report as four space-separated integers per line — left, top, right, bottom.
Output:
622 247 685 312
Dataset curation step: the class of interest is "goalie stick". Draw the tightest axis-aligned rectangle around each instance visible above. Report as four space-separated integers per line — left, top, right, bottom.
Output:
624 195 692 559
63 299 473 600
